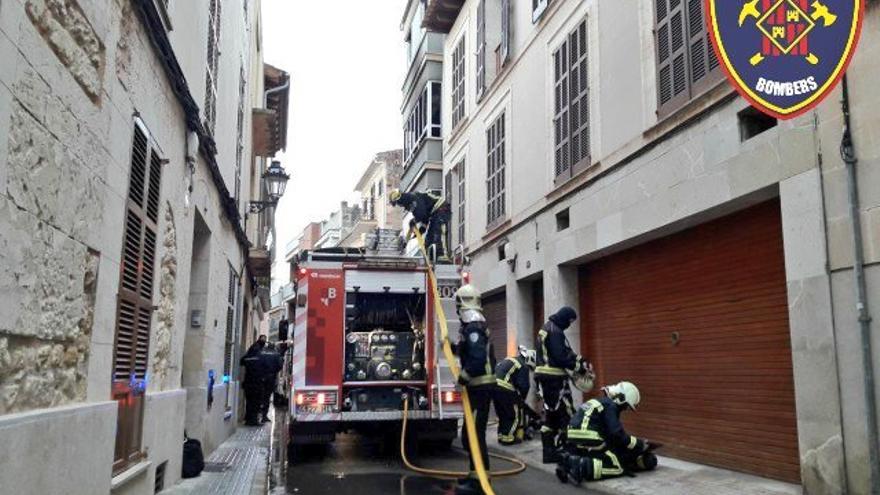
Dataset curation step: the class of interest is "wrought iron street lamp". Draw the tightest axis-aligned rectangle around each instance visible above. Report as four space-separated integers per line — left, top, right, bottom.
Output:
249 160 289 213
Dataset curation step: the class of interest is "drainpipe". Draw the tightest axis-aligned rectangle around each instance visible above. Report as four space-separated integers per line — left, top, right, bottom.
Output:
264 77 290 108
840 74 880 494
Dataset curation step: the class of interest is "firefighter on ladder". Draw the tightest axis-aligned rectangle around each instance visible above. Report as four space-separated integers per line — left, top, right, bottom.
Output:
448 284 496 494
556 381 660 484
535 306 592 463
494 346 536 445
389 189 452 261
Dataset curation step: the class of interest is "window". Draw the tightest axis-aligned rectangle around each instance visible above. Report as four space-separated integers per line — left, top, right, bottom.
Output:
223 264 238 380
532 0 549 23
501 0 511 64
738 106 777 141
486 112 506 226
403 81 442 164
112 120 164 474
553 19 590 183
556 208 570 231
234 66 246 211
457 160 466 244
204 0 221 134
655 0 722 117
476 0 486 99
451 36 466 129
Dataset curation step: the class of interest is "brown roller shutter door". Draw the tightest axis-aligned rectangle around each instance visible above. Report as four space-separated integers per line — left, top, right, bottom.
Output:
579 200 800 483
482 292 508 360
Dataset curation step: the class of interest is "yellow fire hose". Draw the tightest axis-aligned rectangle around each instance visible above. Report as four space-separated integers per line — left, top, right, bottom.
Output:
403 228 526 493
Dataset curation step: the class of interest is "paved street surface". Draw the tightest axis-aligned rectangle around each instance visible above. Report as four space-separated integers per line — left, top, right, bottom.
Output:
271 432 592 495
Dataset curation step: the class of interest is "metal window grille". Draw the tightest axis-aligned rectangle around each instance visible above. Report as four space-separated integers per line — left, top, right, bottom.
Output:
451 36 466 129
457 160 466 244
234 66 246 211
486 113 506 226
654 0 722 117
112 120 164 474
553 19 590 182
204 0 221 134
476 0 486 99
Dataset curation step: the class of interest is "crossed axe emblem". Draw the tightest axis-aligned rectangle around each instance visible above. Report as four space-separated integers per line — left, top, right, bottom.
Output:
738 0 837 66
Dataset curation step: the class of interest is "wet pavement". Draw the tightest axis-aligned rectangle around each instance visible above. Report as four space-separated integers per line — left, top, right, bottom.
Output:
268 423 593 495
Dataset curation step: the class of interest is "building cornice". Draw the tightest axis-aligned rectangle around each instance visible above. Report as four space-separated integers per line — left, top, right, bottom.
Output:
132 0 251 252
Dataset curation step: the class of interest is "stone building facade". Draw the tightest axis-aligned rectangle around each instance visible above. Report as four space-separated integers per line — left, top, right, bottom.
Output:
338 149 404 247
427 0 880 493
0 0 288 494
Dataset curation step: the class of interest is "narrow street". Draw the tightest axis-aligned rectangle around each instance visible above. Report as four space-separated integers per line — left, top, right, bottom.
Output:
271 432 590 495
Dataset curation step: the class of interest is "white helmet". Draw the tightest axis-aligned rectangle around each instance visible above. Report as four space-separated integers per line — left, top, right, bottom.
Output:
454 284 482 312
603 381 641 410
518 346 536 369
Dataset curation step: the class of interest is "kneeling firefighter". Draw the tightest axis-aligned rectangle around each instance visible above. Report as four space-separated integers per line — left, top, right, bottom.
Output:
556 381 660 484
494 346 536 445
389 189 451 261
535 306 592 463
449 284 497 494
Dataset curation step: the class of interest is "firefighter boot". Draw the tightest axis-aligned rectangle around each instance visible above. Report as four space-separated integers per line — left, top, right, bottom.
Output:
541 431 562 464
555 453 570 483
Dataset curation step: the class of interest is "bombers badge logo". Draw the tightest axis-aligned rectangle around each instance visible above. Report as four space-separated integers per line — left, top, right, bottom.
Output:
707 0 864 119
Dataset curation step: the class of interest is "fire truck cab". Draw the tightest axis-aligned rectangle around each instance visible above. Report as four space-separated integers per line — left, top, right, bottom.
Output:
287 242 464 456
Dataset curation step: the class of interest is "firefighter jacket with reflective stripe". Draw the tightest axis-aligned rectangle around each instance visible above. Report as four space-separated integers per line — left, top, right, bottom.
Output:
399 191 447 225
535 320 585 377
567 397 645 452
495 356 530 397
456 320 497 387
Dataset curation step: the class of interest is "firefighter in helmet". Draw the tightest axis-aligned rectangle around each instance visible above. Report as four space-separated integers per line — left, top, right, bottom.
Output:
535 306 592 463
494 346 537 445
389 188 452 261
556 381 660 484
449 284 496 494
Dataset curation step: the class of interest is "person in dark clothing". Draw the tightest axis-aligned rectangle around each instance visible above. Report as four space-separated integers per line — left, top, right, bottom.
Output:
259 342 284 423
494 346 535 445
240 336 267 426
535 306 591 463
389 189 451 261
556 381 660 484
449 284 496 494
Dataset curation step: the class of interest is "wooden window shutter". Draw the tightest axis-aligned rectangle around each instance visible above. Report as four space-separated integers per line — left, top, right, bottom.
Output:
486 113 506 226
553 40 570 180
224 266 237 377
655 0 689 115
687 0 722 94
112 121 163 473
476 0 486 99
501 0 511 64
457 160 466 245
569 20 589 174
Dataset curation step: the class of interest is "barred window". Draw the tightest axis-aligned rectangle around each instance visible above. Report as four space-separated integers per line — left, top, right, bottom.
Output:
457 160 466 244
451 36 466 129
476 0 486 99
204 0 221 134
655 0 722 117
486 113 506 226
553 19 590 183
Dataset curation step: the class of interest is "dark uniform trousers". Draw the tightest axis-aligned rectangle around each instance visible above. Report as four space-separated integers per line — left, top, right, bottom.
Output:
243 380 262 424
562 398 657 482
461 383 493 473
494 388 524 445
426 204 451 260
536 374 574 446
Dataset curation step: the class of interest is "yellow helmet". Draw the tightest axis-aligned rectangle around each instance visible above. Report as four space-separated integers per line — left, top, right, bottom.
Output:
454 284 482 311
389 189 402 205
603 381 641 410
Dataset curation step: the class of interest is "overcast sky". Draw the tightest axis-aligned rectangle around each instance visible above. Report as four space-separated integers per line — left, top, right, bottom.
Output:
262 0 407 286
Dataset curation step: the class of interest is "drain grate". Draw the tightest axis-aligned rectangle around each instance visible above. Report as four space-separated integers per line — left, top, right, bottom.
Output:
202 462 231 473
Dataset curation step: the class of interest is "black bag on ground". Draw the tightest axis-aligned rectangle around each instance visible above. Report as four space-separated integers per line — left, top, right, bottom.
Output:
182 433 205 478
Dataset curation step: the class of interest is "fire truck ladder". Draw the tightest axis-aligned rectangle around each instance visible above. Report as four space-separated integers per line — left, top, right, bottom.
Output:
399 229 526 493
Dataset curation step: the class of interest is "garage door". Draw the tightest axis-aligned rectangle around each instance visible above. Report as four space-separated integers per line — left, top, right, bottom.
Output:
579 199 800 482
482 292 508 360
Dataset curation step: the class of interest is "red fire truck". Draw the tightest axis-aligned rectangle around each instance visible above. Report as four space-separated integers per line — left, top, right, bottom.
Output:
286 244 464 457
